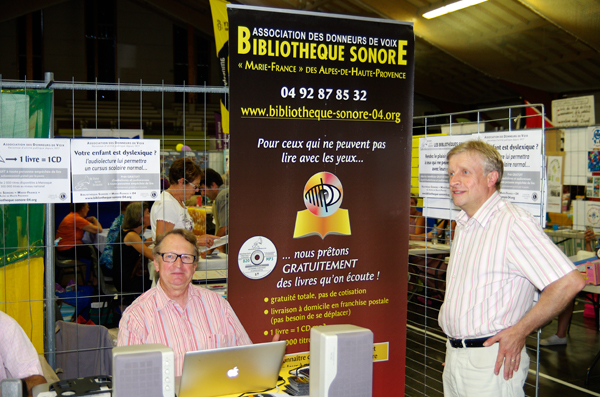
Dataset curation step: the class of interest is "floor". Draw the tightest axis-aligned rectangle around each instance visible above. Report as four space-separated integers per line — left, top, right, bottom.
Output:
406 294 600 396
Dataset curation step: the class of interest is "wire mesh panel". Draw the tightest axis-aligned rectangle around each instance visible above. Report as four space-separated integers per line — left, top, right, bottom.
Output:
0 75 228 375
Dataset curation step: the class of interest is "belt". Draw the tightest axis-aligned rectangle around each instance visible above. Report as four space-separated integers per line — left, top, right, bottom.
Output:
448 337 489 348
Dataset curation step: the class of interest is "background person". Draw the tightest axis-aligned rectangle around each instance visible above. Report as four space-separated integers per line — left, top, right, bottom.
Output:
409 195 425 239
117 229 252 376
440 140 584 397
408 196 453 300
150 158 216 247
200 168 229 238
540 228 598 346
55 203 103 285
111 202 154 305
0 311 46 396
99 201 130 277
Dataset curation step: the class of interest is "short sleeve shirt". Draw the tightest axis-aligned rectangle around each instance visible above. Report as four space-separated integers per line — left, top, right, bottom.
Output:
0 311 43 381
150 191 194 240
55 212 92 251
439 192 576 339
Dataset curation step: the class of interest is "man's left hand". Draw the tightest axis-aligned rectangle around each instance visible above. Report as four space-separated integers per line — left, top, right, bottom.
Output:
483 327 526 380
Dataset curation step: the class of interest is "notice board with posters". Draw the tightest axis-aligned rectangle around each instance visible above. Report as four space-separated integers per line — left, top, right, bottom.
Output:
227 5 414 394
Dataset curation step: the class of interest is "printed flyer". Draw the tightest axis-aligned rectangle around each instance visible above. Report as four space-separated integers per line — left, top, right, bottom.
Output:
227 5 414 394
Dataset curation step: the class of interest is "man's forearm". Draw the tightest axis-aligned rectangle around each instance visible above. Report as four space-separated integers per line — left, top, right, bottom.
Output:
512 269 585 337
24 375 46 396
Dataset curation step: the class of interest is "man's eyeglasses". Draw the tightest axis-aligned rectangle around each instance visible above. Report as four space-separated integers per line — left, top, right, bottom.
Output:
157 252 197 264
185 179 199 191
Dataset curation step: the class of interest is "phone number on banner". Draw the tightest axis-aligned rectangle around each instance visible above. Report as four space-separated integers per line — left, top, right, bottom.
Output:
281 86 367 101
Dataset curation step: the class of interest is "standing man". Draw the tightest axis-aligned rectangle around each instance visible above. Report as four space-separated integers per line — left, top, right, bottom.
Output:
439 140 584 396
201 168 229 237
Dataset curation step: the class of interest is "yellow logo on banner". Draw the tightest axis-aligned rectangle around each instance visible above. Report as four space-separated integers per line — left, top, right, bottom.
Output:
293 172 351 239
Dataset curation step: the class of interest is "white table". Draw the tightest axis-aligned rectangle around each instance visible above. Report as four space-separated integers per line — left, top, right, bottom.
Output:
193 269 228 297
408 241 451 256
85 228 152 253
545 228 587 256
197 251 228 271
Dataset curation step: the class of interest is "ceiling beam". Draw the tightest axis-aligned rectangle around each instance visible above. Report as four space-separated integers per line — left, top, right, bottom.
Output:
132 0 214 36
0 0 70 23
516 0 600 52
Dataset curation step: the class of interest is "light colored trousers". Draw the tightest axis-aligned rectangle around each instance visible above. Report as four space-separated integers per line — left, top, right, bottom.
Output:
443 340 529 397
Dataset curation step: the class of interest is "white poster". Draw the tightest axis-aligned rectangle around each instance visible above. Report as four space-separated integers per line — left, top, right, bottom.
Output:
546 155 563 213
585 201 600 233
418 134 471 199
0 139 71 204
71 139 161 203
552 95 595 127
482 131 544 205
419 130 545 218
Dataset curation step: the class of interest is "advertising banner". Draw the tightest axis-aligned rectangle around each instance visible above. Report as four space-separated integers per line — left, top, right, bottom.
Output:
0 138 71 204
71 139 160 203
418 130 545 218
228 5 414 394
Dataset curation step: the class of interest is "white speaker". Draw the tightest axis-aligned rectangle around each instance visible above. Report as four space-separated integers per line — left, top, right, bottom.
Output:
310 324 373 397
112 344 175 397
1 379 24 397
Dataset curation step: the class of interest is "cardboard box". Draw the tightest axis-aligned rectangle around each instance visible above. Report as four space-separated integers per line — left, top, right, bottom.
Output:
577 259 600 285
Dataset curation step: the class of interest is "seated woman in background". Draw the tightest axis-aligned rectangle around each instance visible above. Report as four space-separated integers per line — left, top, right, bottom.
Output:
112 202 154 305
56 203 103 286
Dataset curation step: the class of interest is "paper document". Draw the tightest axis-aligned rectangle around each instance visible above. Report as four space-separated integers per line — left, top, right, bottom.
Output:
199 235 228 252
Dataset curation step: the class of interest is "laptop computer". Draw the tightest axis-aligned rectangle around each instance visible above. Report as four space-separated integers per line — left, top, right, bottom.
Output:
176 341 287 397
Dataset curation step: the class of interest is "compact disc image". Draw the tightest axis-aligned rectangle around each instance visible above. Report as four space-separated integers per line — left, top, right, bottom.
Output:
237 236 277 280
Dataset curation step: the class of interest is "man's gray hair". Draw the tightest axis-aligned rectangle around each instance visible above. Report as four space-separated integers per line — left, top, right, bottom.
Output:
447 140 504 190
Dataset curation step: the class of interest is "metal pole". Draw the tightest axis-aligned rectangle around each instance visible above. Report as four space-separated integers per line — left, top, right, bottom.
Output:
0 80 229 94
43 72 56 369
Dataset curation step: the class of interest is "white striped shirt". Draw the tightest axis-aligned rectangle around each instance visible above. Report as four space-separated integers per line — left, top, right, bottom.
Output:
117 281 252 376
0 311 43 381
439 192 575 339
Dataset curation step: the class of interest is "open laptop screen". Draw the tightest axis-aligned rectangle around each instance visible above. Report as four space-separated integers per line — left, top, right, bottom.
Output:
177 341 286 397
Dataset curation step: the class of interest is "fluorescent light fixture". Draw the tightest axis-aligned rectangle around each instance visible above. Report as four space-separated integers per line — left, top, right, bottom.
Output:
422 0 487 19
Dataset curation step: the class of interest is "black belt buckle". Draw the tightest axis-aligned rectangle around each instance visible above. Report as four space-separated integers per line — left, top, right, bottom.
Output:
448 337 488 348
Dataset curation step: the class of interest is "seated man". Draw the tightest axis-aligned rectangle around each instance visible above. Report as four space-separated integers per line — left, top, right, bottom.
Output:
0 311 46 396
117 229 252 376
200 168 229 237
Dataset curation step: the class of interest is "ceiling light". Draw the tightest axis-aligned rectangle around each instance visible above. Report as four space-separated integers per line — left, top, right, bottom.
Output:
422 0 488 19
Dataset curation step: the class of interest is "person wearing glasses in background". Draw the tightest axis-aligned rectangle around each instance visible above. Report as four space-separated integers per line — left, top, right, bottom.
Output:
117 229 253 376
150 157 217 247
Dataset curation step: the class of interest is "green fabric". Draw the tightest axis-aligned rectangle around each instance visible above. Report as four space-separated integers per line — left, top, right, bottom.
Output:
0 89 53 267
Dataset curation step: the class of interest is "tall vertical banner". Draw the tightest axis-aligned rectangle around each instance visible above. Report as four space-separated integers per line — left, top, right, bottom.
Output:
228 6 414 395
210 0 231 134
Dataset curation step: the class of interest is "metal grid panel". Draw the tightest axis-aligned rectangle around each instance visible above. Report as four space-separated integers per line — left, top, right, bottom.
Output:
0 74 228 373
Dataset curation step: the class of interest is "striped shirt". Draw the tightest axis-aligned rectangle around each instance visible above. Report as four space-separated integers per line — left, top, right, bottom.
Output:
439 192 575 339
117 281 252 376
0 311 43 381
